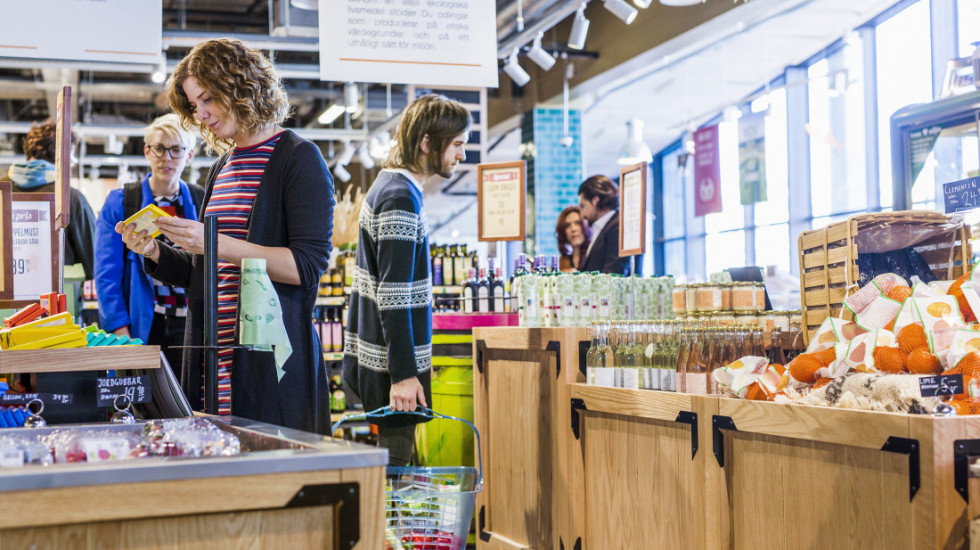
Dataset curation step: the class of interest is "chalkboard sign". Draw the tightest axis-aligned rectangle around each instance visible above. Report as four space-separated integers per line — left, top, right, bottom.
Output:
0 392 73 406
919 374 964 397
943 177 980 214
96 376 151 408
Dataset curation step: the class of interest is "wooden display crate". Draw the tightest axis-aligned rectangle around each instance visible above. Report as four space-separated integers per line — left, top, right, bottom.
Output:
472 326 587 550
570 385 722 550
798 211 972 344
0 345 161 373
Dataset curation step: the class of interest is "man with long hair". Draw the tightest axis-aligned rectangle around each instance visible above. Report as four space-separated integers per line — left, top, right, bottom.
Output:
344 94 471 465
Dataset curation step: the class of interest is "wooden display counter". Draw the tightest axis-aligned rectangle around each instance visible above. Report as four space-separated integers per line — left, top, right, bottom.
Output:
0 417 386 550
475 326 980 549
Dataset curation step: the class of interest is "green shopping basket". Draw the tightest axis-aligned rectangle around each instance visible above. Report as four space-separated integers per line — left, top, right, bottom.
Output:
332 406 483 550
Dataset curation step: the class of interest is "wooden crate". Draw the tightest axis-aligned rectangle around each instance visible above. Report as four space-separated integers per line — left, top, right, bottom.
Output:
472 326 587 550
798 211 972 344
570 385 722 550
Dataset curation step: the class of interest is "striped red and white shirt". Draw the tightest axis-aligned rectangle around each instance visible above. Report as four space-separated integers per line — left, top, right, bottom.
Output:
203 132 283 415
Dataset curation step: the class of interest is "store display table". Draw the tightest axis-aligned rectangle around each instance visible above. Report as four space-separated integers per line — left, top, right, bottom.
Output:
0 416 386 549
475 326 980 549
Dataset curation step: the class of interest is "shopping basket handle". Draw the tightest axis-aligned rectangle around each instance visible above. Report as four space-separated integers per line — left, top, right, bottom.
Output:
332 406 483 483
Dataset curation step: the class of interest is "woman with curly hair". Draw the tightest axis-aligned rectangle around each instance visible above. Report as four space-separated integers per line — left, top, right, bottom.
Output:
556 206 591 272
115 38 336 433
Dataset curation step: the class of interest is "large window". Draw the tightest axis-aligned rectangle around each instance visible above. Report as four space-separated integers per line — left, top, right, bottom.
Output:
876 0 933 209
809 40 868 218
652 0 962 283
958 0 980 57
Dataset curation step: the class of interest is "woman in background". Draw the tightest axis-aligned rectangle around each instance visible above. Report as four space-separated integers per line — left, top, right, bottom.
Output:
556 206 591 272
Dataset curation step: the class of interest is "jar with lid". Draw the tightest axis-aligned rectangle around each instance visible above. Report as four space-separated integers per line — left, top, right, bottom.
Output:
734 311 758 327
719 283 732 311
770 310 791 333
731 282 758 312
686 284 700 313
697 283 723 312
753 282 766 312
673 284 688 314
711 311 736 326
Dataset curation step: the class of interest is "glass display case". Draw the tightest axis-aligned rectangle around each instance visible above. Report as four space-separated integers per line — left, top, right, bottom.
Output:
890 89 980 229
0 416 386 549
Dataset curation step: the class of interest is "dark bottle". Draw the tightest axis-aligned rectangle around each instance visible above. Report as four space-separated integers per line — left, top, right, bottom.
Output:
476 268 490 313
492 266 506 312
469 249 479 270
431 244 444 286
462 268 476 313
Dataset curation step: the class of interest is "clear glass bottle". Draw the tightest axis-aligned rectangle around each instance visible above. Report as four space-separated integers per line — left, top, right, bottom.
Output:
767 327 787 365
675 328 692 394
751 327 765 357
685 326 710 395
659 321 677 392
586 322 601 385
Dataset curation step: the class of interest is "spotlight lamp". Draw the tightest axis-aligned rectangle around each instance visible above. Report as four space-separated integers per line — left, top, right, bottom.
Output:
618 119 652 165
604 0 638 24
344 82 359 113
567 4 590 50
502 50 531 87
527 34 556 72
357 143 375 170
337 140 357 166
633 0 652 6
333 163 351 183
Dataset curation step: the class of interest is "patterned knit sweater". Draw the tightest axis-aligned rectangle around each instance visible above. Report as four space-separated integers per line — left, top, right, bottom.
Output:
343 170 432 426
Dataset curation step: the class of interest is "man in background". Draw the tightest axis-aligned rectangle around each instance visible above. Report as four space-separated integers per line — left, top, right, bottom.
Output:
94 114 205 369
578 174 641 276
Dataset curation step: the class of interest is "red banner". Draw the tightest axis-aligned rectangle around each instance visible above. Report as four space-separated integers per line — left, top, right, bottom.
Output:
693 124 722 217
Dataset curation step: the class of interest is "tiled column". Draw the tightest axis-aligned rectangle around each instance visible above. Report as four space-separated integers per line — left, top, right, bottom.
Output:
520 107 584 257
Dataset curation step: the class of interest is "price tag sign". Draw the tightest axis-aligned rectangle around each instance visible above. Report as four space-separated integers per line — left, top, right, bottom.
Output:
477 161 526 242
619 162 647 257
1 392 73 406
943 177 980 214
919 374 964 397
96 376 152 407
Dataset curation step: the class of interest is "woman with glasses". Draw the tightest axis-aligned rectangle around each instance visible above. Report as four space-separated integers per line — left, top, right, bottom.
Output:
115 38 336 434
95 114 205 371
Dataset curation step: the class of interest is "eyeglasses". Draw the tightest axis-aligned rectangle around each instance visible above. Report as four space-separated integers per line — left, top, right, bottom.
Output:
146 144 187 158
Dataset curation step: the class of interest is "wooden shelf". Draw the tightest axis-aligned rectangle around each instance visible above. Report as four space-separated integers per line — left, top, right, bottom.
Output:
0 345 161 373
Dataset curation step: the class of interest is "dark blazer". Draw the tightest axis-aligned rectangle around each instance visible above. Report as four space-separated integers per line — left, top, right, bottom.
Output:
146 130 335 434
578 211 641 276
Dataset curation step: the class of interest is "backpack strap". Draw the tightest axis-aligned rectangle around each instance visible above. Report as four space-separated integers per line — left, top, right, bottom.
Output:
122 181 143 222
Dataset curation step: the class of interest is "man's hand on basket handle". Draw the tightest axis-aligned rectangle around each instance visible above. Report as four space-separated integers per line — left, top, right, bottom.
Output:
390 377 427 412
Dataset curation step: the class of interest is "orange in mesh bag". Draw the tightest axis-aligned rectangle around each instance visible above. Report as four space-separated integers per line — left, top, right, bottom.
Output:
941 351 980 399
948 273 976 323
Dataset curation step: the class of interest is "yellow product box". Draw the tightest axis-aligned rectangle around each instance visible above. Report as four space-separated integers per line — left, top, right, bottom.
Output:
0 326 79 349
8 330 87 350
122 203 172 239
12 312 76 331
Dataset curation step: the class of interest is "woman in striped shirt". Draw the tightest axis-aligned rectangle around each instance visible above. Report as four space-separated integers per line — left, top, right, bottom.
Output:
116 38 335 433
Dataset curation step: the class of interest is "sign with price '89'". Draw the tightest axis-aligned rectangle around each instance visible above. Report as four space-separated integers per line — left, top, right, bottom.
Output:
9 194 58 303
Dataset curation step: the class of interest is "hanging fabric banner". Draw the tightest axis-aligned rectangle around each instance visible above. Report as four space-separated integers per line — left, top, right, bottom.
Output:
738 111 768 205
694 124 723 217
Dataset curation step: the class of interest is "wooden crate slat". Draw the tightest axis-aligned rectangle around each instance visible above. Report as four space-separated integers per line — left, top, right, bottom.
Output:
801 245 856 270
802 266 859 289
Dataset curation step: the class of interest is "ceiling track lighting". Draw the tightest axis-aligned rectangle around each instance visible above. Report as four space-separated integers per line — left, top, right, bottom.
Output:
333 163 351 183
291 0 318 10
337 140 357 166
527 34 556 71
604 0 638 25
344 82 359 113
502 50 531 87
317 103 346 125
150 55 166 84
567 4 590 51
659 0 701 6
633 0 652 7
357 143 375 170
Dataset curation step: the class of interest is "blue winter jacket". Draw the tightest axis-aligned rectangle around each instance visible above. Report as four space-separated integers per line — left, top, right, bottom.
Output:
94 176 201 342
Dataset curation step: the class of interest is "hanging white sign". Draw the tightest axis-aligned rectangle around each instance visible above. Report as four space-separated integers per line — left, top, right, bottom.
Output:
0 0 161 65
318 0 498 88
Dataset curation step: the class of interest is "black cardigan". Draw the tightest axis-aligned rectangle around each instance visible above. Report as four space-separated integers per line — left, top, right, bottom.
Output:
146 130 335 434
579 211 631 275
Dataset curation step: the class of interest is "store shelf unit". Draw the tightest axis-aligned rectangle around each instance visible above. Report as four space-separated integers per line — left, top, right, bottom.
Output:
475 326 980 550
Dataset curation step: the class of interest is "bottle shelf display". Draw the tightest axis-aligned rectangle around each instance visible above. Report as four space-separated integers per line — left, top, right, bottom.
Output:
585 320 803 392
512 253 676 328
